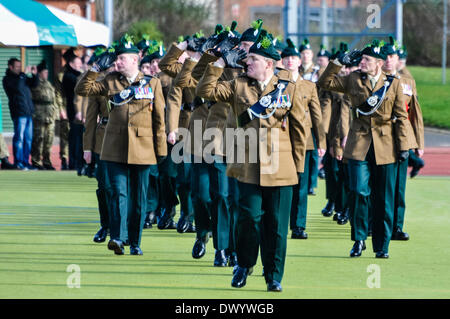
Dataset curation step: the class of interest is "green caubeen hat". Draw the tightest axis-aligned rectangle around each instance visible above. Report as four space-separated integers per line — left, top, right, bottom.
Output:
397 45 408 59
87 46 107 65
317 44 331 58
136 34 152 51
240 19 263 43
273 36 287 52
115 34 140 55
141 41 166 65
249 29 281 61
299 38 312 52
281 38 300 58
361 39 387 60
382 36 399 56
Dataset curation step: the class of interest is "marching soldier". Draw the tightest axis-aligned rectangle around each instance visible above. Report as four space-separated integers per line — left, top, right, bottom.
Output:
159 36 198 233
396 45 425 178
170 22 245 267
75 35 167 255
30 60 58 170
298 38 321 195
382 38 425 241
139 42 174 229
281 39 325 240
317 39 410 258
196 29 307 291
82 47 115 243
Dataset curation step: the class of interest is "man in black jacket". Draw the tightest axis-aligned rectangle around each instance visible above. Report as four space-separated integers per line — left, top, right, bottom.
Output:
2 58 39 170
62 50 83 172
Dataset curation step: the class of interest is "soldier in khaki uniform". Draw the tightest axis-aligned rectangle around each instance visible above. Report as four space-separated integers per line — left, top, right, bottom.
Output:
196 30 308 292
82 48 115 243
381 39 424 241
281 39 326 240
317 39 410 258
30 60 58 170
298 38 321 195
158 39 198 232
318 40 409 258
168 24 246 267
75 35 167 256
139 43 174 230
396 46 425 178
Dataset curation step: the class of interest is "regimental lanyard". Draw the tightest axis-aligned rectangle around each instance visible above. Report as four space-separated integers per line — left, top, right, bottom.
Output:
356 75 394 117
238 80 290 127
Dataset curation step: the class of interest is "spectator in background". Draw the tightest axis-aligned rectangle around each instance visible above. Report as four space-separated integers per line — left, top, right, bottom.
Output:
0 96 15 169
2 57 39 170
30 60 58 170
62 49 84 173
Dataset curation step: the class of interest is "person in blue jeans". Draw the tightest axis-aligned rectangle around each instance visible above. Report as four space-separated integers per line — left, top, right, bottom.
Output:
2 58 39 170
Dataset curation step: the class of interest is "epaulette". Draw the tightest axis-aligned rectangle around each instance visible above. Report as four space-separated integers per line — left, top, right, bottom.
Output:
276 68 294 83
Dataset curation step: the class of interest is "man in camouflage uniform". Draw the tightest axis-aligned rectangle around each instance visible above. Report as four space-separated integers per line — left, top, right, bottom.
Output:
30 60 58 170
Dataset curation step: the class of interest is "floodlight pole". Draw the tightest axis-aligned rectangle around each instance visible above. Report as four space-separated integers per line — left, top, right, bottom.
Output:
105 0 114 44
395 0 403 46
443 0 448 85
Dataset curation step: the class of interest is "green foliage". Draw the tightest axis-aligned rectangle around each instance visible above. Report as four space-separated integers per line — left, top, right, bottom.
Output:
127 20 163 43
410 66 450 129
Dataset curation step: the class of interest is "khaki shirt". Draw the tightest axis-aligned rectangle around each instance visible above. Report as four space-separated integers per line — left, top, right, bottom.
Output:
75 70 167 164
317 62 409 165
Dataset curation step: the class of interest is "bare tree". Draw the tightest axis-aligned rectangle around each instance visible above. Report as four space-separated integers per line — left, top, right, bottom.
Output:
96 0 215 44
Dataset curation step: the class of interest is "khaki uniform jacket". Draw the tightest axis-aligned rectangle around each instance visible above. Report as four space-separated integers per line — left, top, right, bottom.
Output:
328 91 351 158
31 78 58 123
172 53 219 157
75 70 167 164
83 72 110 155
300 63 320 82
196 64 308 186
296 77 326 151
317 62 409 165
203 67 243 157
397 74 424 150
398 67 412 79
159 43 194 137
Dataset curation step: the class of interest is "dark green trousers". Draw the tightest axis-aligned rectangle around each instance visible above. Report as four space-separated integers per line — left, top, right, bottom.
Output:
146 165 160 213
106 161 153 248
191 156 212 239
394 158 408 231
208 160 231 250
93 152 110 229
177 155 193 222
236 182 293 284
323 149 339 202
227 177 239 253
335 160 349 213
347 144 397 254
290 150 311 230
308 133 319 190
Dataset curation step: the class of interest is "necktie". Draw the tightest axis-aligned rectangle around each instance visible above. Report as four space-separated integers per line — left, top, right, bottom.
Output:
370 77 377 90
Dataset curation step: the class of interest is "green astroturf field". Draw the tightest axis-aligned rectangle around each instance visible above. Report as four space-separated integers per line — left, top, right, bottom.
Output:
0 171 449 299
